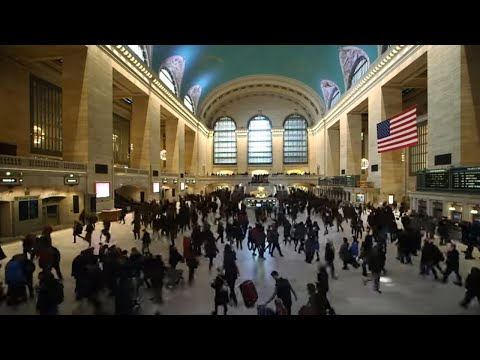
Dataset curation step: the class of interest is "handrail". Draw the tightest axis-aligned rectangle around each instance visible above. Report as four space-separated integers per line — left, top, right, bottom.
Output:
0 154 87 172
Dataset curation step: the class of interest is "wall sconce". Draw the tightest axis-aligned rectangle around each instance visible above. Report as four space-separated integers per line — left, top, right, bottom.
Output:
471 209 479 215
449 206 456 211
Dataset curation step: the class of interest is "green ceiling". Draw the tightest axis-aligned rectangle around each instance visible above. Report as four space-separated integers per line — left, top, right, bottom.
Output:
151 45 379 108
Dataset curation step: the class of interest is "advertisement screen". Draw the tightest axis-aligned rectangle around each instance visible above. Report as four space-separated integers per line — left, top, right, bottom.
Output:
95 182 110 198
153 182 160 193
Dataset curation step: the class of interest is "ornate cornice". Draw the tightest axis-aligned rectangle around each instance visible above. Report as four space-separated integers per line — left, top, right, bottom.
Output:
98 45 210 137
312 45 423 134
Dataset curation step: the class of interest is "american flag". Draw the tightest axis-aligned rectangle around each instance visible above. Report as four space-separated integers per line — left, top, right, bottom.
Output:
377 105 417 153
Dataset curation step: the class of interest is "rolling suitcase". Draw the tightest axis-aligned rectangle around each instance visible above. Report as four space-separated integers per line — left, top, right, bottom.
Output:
239 280 258 308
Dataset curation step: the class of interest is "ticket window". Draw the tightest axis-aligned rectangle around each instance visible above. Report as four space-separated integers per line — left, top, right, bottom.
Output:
451 211 462 223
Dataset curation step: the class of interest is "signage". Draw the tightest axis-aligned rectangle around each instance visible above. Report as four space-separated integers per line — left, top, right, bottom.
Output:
160 150 167 161
1 177 21 185
361 158 369 170
180 182 185 191
153 182 160 193
64 176 79 185
95 182 110 198
452 167 480 192
423 169 449 190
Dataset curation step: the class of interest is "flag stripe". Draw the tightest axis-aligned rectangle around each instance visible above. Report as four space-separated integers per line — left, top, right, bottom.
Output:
391 122 417 134
376 105 418 154
379 139 418 153
378 128 417 144
378 132 418 149
390 114 417 129
390 108 416 123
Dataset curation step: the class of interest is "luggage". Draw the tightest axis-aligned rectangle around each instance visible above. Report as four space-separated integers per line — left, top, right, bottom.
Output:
239 280 258 308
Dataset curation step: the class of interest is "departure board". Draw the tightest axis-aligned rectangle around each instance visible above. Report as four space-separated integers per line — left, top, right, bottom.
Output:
424 169 450 189
452 167 480 191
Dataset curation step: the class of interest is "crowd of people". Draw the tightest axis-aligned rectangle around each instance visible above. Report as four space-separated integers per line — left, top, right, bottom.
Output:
0 186 480 315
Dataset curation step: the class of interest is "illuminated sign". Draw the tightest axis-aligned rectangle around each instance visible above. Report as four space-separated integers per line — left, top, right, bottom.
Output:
180 182 185 190
1 178 21 185
95 182 110 198
361 158 369 170
153 182 160 193
160 150 167 161
64 176 79 185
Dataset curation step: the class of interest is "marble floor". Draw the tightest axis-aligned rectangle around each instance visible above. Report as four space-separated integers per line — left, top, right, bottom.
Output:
1 209 479 315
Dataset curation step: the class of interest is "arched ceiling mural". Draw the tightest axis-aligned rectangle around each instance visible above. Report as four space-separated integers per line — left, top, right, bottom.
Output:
150 45 379 111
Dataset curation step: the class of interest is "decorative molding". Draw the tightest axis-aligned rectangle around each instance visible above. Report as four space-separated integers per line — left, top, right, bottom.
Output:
312 45 421 135
339 46 370 90
99 45 210 137
160 55 185 93
199 74 325 127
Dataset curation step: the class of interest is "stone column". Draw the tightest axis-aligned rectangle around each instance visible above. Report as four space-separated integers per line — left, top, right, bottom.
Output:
164 118 179 174
367 86 404 203
236 129 248 174
428 45 480 167
62 46 114 211
184 127 197 175
326 127 340 176
340 113 362 175
131 95 161 201
271 128 284 174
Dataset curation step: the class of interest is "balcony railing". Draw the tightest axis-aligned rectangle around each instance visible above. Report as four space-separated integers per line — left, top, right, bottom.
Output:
0 155 87 172
113 166 149 175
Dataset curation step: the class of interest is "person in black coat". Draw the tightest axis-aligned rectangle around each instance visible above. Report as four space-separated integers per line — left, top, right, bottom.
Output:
211 268 229 315
442 242 463 286
316 264 329 297
223 245 239 306
420 238 444 280
36 270 63 315
324 241 337 279
168 245 183 270
364 245 383 293
460 267 480 308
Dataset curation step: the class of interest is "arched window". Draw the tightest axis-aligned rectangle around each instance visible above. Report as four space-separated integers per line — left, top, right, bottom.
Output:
283 114 308 164
350 57 369 87
248 115 272 164
127 45 148 64
213 117 237 165
159 67 178 95
329 88 341 109
184 94 195 114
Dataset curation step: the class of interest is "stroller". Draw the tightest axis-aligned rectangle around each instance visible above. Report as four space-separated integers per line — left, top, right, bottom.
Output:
165 267 185 289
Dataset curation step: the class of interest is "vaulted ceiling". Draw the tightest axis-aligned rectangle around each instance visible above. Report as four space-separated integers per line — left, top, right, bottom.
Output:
149 45 380 112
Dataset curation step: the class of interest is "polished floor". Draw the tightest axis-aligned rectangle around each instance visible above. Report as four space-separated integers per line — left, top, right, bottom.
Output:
0 208 479 315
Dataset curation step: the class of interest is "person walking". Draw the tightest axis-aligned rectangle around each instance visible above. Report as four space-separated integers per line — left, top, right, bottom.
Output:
264 271 298 315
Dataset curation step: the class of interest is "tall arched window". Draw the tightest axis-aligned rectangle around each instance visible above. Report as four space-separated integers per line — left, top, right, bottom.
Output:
350 57 369 87
127 45 148 64
283 114 308 164
184 94 195 114
248 115 272 164
213 117 237 165
329 88 341 109
159 67 178 95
